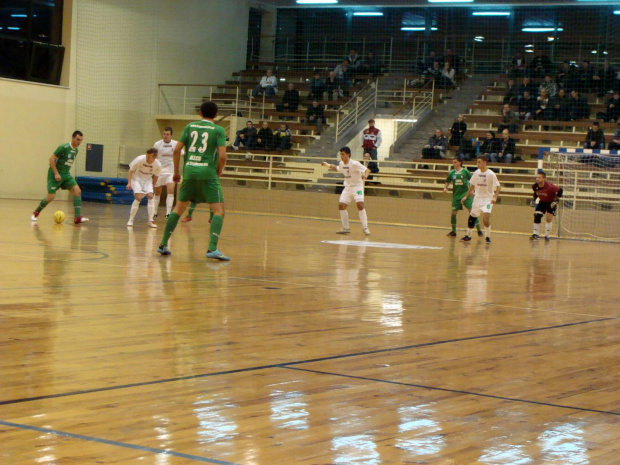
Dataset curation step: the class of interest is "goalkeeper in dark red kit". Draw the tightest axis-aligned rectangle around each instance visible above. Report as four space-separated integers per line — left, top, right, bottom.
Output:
531 171 563 241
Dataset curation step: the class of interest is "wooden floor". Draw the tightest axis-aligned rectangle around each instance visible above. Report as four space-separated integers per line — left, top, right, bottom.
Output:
1 198 619 465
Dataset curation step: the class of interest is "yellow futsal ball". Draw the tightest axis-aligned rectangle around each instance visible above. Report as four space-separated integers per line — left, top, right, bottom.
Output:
53 211 66 224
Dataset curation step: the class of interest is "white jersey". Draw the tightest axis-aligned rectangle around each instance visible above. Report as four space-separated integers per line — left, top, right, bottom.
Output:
153 139 183 172
470 168 500 200
129 155 162 180
337 159 367 187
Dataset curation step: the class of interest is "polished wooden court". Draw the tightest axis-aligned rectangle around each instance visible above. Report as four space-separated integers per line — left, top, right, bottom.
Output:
1 198 619 465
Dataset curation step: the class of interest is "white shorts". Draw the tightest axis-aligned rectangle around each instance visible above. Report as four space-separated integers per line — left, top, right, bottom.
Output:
339 185 364 205
471 197 494 217
131 177 154 195
155 171 173 187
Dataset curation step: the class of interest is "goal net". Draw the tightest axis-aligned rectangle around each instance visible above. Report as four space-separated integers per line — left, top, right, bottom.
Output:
542 149 620 242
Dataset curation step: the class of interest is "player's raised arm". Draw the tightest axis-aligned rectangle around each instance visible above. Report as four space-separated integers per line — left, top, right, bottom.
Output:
49 154 61 181
322 161 338 171
172 141 185 183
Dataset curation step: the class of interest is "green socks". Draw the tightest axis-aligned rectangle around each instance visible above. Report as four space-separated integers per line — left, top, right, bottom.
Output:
161 212 181 247
36 199 49 213
187 202 196 219
73 196 82 217
208 215 224 252
450 215 457 233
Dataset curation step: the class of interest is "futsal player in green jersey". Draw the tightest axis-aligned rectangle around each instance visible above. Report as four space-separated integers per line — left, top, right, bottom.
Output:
31 130 89 224
443 157 482 237
157 102 229 260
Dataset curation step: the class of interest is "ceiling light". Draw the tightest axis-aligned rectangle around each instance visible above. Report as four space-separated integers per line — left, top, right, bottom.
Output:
591 50 597 54
472 12 510 16
296 0 338 4
522 27 561 32
614 10 620 14
524 44 534 48
547 37 555 41
11 14 28 17
395 119 418 123
401 27 426 31
428 0 473 2
353 12 383 16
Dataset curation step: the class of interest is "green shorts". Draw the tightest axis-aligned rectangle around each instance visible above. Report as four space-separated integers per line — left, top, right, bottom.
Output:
452 195 472 211
178 178 224 204
47 170 77 194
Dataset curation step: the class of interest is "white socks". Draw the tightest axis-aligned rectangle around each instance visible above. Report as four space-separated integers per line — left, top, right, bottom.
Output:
129 199 140 220
340 210 350 229
147 198 155 221
153 195 160 216
166 195 174 216
485 226 491 238
545 222 552 236
533 223 541 235
358 209 368 230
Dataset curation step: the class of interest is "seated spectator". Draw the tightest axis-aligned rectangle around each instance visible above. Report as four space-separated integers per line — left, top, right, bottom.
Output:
422 128 448 159
480 131 500 160
503 79 518 105
518 91 536 121
362 152 380 184
231 120 257 150
346 49 362 82
441 62 456 88
449 114 467 147
443 49 460 75
255 121 274 150
518 76 537 98
272 123 292 152
424 61 442 83
305 100 326 135
508 51 527 79
552 88 571 121
490 129 515 164
498 104 519 134
324 71 342 101
362 51 381 77
252 69 278 98
577 60 594 94
424 51 438 73
569 90 591 120
538 75 557 98
529 50 552 78
583 121 605 149
535 89 553 121
557 60 578 91
593 60 616 96
334 60 351 90
598 90 620 123
457 134 476 160
608 121 620 151
308 71 325 101
276 82 300 115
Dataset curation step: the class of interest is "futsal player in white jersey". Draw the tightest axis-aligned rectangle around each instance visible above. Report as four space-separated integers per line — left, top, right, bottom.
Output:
459 155 501 244
322 146 371 235
153 127 184 220
126 148 162 228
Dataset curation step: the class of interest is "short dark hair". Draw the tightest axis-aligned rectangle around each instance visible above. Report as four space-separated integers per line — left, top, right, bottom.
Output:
246 120 253 124
200 101 218 118
477 154 488 162
72 130 83 138
593 121 600 127
339 146 351 155
538 171 547 178
453 156 463 165
163 126 173 134
146 147 158 155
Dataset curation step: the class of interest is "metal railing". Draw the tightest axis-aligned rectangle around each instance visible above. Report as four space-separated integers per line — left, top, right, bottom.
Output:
158 84 243 116
390 79 435 142
334 82 378 142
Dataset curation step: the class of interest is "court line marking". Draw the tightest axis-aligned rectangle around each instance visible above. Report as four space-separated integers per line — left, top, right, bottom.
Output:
0 420 239 465
284 367 620 417
0 317 614 408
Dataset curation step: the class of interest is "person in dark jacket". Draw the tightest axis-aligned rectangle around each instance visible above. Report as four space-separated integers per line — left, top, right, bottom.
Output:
449 114 467 147
305 100 326 135
490 129 516 164
231 120 257 150
255 121 274 150
272 123 292 151
583 121 605 150
307 72 325 101
422 128 448 159
276 83 300 114
569 90 591 120
480 131 500 160
362 152 380 184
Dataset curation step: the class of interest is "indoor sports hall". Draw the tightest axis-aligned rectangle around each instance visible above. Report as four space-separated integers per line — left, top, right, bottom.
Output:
1 1 619 464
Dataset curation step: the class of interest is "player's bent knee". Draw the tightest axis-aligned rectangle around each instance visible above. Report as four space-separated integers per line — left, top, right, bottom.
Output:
534 212 543 223
338 203 348 210
356 202 365 211
467 215 477 228
72 186 81 196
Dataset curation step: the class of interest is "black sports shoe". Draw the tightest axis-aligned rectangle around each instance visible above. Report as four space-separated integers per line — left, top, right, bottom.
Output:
460 235 472 242
544 236 550 241
477 230 484 237
530 234 540 241
486 237 491 244
447 231 457 237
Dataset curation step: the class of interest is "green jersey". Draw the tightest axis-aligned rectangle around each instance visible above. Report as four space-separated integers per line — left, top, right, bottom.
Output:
179 120 226 180
53 143 79 174
446 168 472 199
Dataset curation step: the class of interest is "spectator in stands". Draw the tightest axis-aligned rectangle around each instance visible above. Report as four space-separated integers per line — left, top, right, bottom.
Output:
508 51 527 79
518 76 537 98
490 129 515 164
552 88 571 121
362 119 382 160
231 120 257 151
449 114 467 147
362 152 380 184
503 79 518 105
583 121 606 150
518 90 536 121
608 122 620 150
272 123 292 152
276 82 300 116
569 90 591 120
443 49 460 75
535 89 553 122
539 75 557 98
334 60 351 90
305 100 326 135
557 60 577 91
577 60 594 94
346 49 362 82
498 104 519 134
529 50 552 78
255 121 274 150
441 62 456 89
324 71 342 102
424 60 442 83
422 128 448 159
593 60 616 96
479 131 500 161
424 51 438 72
361 51 381 78
600 90 620 123
308 71 325 101
252 69 278 98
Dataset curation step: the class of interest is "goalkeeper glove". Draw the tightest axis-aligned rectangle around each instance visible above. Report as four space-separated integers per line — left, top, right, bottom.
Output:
550 200 558 209
529 199 536 207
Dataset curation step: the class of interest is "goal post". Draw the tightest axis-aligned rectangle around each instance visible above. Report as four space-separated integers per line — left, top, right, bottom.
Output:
540 147 620 243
